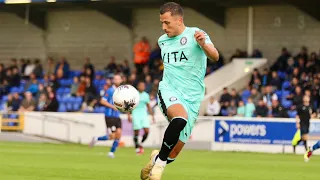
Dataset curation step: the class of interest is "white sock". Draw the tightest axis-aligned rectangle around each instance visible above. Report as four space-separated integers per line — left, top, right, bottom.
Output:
136 148 140 153
152 154 158 165
310 146 313 151
155 158 167 167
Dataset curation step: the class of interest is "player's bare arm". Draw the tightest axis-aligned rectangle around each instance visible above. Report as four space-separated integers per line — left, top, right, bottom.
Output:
295 115 300 129
100 98 118 111
194 31 219 61
147 103 155 123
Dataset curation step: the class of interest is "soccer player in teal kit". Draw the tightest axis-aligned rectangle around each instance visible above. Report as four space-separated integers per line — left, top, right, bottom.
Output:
140 2 219 180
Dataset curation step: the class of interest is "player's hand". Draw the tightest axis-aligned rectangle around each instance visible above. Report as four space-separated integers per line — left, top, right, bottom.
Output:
296 123 300 129
128 116 132 123
112 106 118 111
194 31 206 47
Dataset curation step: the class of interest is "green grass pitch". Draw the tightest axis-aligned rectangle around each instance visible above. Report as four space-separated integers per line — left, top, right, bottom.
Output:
0 142 319 180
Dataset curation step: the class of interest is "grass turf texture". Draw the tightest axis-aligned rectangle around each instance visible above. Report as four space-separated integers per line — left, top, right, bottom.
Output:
0 142 319 180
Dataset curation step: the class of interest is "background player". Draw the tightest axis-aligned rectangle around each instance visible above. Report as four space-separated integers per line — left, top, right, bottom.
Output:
292 95 317 154
128 81 155 155
89 74 123 158
140 2 219 180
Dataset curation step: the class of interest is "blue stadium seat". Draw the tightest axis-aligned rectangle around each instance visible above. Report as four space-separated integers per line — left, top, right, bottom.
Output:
277 71 286 80
2 95 8 101
221 109 228 116
38 79 45 84
275 90 282 99
58 104 67 112
10 87 19 93
281 90 291 99
56 88 65 95
64 88 71 94
73 103 81 111
75 96 82 103
282 81 290 90
282 99 292 109
288 110 297 118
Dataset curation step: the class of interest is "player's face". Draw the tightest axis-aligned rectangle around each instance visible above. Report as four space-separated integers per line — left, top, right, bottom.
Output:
160 12 182 37
113 75 122 87
138 82 145 92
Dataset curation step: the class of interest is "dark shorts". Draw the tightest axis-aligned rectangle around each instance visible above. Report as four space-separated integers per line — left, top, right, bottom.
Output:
105 117 122 132
300 124 309 135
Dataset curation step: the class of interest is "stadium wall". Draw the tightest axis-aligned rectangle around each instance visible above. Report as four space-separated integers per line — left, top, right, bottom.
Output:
0 5 319 68
0 13 46 65
21 111 320 155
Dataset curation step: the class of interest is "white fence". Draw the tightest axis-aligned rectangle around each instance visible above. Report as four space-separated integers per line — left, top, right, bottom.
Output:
21 112 320 155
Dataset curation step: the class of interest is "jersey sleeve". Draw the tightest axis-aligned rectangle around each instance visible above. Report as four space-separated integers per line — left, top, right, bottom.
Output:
145 93 150 104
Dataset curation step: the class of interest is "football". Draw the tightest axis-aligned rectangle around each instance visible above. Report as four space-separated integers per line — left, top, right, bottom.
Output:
112 84 140 112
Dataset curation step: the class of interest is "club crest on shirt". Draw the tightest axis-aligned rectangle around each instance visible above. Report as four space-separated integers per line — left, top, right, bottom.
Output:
169 96 177 102
180 37 187 45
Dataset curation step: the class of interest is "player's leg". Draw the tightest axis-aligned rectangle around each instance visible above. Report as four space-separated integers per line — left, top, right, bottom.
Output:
132 116 143 154
152 140 184 165
140 115 151 153
301 126 309 151
304 141 320 162
108 118 122 158
89 116 113 147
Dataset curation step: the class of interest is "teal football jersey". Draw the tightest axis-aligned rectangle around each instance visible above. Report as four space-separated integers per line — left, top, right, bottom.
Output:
158 27 213 103
132 91 150 116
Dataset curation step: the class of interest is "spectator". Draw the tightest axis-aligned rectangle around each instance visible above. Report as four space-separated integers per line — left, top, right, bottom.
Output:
251 49 263 58
24 74 38 96
118 60 131 77
286 57 295 75
270 100 288 118
287 86 303 109
252 78 262 91
84 57 95 76
205 96 220 116
270 71 282 90
295 46 308 63
82 77 97 112
133 37 151 75
19 58 27 75
77 76 86 97
18 91 36 112
245 97 256 117
250 68 261 85
149 43 161 70
236 101 245 117
255 99 269 117
261 68 271 87
36 84 47 101
5 68 13 88
70 76 79 97
48 74 60 91
37 93 47 111
46 57 55 75
85 68 94 81
33 59 43 78
250 88 262 106
272 47 291 71
24 59 35 77
105 56 118 74
227 100 237 116
220 87 232 105
42 91 59 112
11 67 21 87
230 88 241 105
5 93 21 112
145 75 153 93
55 57 70 79
263 85 278 108
0 64 5 84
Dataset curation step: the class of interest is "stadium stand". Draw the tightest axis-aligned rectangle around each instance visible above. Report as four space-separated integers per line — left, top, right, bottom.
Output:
214 47 320 118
